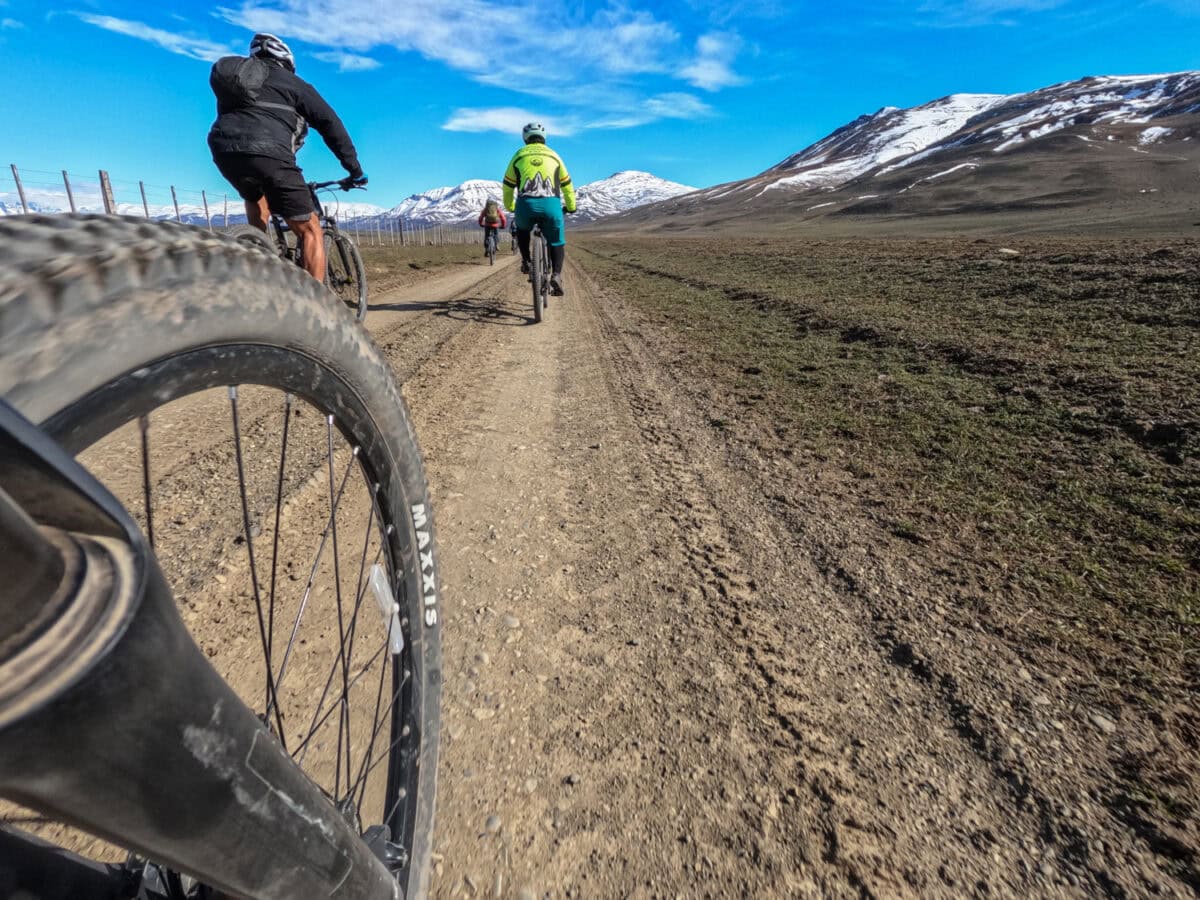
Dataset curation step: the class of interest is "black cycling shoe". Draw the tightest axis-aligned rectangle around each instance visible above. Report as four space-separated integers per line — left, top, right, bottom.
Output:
520 260 530 274
550 274 565 296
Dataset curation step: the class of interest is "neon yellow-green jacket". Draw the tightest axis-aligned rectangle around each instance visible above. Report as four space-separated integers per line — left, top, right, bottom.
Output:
502 143 577 213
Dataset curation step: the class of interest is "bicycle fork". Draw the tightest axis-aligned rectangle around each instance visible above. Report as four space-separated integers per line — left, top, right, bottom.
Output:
0 400 400 900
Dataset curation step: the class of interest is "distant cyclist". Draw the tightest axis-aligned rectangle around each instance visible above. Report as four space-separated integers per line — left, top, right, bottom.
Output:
477 199 507 257
503 123 577 296
208 33 367 282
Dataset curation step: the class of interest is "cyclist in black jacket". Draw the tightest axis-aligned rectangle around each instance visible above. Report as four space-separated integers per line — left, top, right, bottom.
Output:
208 33 366 281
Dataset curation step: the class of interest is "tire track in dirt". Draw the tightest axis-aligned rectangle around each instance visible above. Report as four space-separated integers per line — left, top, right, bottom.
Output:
368 248 1193 898
564 268 1050 897
563 262 1194 897
385 259 1039 897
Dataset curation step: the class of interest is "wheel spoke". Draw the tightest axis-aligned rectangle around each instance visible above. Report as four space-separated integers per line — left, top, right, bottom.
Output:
228 386 289 748
270 443 359 707
354 640 395 812
293 538 384 765
266 393 293 722
338 487 381 798
138 414 154 550
326 415 352 801
229 386 288 750
294 642 388 762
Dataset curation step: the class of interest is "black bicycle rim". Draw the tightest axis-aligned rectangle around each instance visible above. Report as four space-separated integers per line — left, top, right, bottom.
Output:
43 343 426 876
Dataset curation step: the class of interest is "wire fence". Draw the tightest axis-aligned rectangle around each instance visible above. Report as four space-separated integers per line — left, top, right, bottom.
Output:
1 163 478 247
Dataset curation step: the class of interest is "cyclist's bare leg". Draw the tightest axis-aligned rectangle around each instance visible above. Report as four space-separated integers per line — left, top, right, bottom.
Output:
287 213 325 281
245 197 270 232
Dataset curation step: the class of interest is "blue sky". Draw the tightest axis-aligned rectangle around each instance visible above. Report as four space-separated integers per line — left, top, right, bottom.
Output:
1 0 1197 208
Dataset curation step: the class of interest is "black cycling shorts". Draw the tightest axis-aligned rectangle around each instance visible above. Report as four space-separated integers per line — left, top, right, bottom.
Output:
212 152 314 221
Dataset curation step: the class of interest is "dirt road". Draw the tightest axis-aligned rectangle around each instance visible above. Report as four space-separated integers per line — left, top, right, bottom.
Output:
360 255 1196 898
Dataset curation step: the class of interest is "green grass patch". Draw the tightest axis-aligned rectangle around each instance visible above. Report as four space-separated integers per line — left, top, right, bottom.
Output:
577 236 1199 694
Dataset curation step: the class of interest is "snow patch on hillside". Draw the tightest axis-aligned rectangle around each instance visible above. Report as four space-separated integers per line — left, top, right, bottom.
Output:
574 171 696 221
769 93 1006 190
1139 126 1175 144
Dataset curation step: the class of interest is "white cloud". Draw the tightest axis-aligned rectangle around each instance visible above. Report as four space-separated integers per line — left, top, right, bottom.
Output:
1 17 23 29
76 4 744 138
450 93 712 135
582 10 679 75
75 14 233 61
313 50 380 71
915 0 1069 26
643 92 714 120
217 1 505 72
442 108 577 138
680 32 745 91
216 1 733 95
589 92 711 129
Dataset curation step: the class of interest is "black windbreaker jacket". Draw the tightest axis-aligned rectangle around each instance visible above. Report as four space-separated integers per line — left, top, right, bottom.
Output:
207 59 362 177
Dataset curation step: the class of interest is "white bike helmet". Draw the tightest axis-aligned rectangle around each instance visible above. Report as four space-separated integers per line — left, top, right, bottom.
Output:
250 33 295 72
522 122 547 143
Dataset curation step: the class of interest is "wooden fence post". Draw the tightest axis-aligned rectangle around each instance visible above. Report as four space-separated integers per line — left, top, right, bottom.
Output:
62 170 77 213
170 186 182 223
202 190 212 232
98 170 117 215
9 164 29 213
139 181 151 218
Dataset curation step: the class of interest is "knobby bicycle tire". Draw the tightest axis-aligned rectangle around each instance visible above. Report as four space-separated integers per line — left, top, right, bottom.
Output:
224 223 279 256
541 237 552 311
531 233 545 324
0 215 440 899
326 230 369 321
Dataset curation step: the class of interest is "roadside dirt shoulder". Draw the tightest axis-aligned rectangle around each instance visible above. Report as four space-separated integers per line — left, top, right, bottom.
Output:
379 256 1196 897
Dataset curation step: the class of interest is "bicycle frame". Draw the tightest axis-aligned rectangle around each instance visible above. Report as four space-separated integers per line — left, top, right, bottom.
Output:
0 399 400 899
267 181 347 264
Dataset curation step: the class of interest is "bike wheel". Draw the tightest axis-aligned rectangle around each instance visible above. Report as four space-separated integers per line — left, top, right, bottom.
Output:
530 234 544 324
488 237 495 267
0 216 440 899
225 223 278 256
325 231 369 321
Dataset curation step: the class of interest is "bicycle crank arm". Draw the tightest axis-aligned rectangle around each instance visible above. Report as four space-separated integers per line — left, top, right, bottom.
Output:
0 400 401 900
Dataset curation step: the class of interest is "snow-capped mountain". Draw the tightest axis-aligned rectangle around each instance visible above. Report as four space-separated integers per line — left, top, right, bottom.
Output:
3 165 688 228
382 172 694 225
761 94 1008 191
607 70 1200 232
0 196 217 222
0 188 385 224
387 179 505 226
721 71 1198 199
572 171 696 222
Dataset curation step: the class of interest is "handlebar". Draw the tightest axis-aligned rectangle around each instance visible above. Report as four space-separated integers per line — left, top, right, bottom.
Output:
308 179 366 192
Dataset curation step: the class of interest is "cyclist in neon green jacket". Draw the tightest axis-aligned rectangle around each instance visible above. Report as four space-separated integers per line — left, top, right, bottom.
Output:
503 122 577 296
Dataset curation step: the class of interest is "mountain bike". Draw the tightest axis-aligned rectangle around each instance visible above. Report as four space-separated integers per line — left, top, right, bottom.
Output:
484 229 497 267
529 224 550 324
0 215 441 899
230 179 369 321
